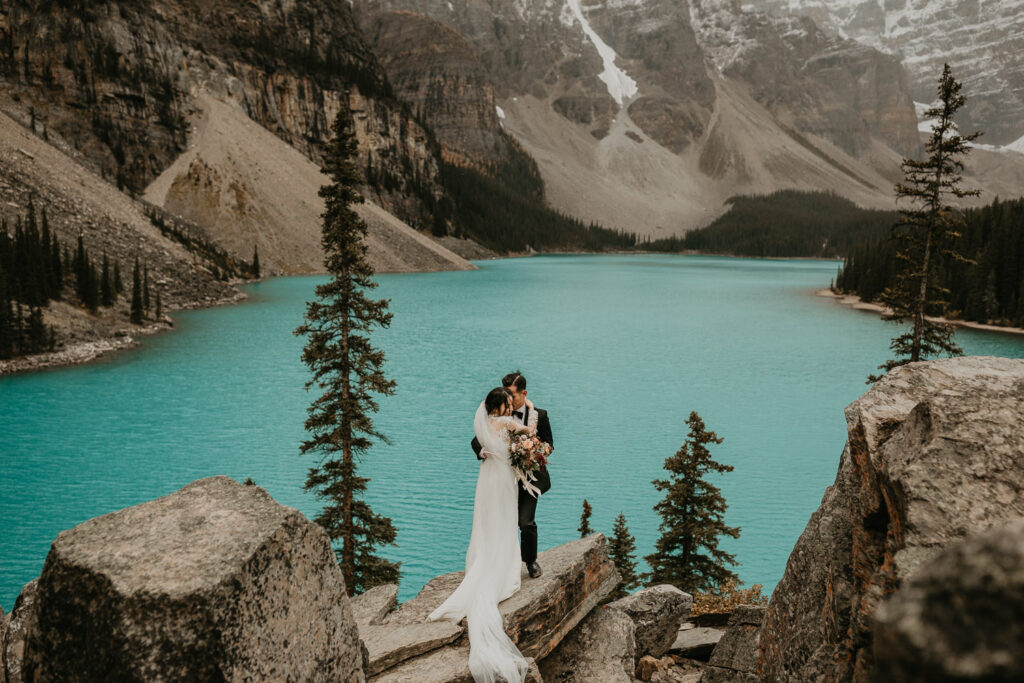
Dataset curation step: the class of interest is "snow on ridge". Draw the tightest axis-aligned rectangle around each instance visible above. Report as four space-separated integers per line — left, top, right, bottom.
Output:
566 0 638 105
495 105 506 120
1003 134 1024 155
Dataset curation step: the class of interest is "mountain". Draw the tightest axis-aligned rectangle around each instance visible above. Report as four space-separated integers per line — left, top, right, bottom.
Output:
356 0 929 236
753 0 1024 147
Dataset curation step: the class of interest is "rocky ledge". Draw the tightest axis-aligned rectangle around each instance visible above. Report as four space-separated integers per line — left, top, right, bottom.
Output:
759 356 1024 681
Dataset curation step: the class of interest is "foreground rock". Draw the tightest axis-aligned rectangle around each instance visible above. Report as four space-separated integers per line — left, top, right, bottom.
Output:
368 534 620 680
874 518 1024 682
759 357 1024 681
700 606 764 682
1 580 38 683
20 476 364 681
538 605 635 682
610 585 692 658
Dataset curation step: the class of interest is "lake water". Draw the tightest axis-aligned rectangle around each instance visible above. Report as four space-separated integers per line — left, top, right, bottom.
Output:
3 255 1024 611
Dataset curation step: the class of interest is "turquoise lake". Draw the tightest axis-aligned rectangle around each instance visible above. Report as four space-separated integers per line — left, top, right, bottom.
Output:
4 254 1024 611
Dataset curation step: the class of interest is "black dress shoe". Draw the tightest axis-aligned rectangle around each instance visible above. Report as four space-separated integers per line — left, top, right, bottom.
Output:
527 561 543 578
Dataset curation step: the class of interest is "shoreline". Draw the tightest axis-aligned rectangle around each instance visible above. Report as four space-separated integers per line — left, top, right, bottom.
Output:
816 289 1024 337
0 289 249 377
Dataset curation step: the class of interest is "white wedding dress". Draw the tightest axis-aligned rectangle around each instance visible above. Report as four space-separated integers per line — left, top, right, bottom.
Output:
427 403 529 683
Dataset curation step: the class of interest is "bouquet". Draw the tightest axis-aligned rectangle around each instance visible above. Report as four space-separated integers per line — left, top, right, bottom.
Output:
508 428 552 497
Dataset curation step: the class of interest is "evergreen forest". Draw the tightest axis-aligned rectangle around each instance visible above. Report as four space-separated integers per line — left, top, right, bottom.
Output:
647 190 896 258
836 196 1024 327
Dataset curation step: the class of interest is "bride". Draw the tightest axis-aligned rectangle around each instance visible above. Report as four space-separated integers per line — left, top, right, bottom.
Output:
427 387 534 683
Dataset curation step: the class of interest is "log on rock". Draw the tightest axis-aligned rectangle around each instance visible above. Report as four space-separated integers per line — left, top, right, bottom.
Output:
369 534 619 680
20 476 364 681
610 584 692 658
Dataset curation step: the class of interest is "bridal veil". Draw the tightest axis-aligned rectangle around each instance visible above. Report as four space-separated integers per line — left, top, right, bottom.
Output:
427 402 529 683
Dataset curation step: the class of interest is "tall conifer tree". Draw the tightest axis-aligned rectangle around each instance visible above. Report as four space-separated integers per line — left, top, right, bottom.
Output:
608 512 641 600
295 104 400 595
143 263 151 313
870 64 980 382
252 244 261 278
645 411 739 593
578 499 593 537
101 253 114 306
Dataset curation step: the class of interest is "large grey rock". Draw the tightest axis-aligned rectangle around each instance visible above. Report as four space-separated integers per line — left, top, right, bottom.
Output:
759 357 1024 682
699 606 764 683
538 605 636 683
362 622 463 676
2 581 37 683
20 476 365 681
370 534 620 680
669 625 723 661
610 584 692 658
352 584 399 626
873 517 1024 682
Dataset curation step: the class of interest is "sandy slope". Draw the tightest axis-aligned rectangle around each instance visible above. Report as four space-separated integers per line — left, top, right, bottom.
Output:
144 93 472 275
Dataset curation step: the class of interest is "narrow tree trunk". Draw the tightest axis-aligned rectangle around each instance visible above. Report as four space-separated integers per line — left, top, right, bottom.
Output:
340 280 355 596
912 230 932 362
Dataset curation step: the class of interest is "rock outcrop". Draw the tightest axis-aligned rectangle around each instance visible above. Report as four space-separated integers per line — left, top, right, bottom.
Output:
19 477 364 681
759 356 1024 681
873 517 1024 682
538 605 636 682
1 580 37 683
363 534 620 681
610 584 693 658
699 605 764 683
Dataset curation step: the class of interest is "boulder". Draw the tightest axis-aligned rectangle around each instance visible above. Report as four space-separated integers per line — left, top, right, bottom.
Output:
2 580 38 683
370 534 620 680
538 605 636 683
352 584 399 626
20 476 365 681
759 357 1024 681
610 584 692 658
669 625 723 661
873 517 1024 682
699 606 764 682
362 622 463 676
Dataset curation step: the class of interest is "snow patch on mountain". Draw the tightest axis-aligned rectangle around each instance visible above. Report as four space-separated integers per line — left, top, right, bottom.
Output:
566 0 638 105
1005 134 1024 155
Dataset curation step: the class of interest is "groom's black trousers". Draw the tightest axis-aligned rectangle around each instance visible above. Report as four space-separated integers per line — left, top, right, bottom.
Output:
517 485 539 565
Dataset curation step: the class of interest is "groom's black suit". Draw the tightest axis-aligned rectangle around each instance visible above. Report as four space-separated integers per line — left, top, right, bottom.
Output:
471 404 552 565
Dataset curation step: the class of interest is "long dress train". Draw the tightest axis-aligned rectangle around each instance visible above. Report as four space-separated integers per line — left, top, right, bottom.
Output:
427 404 529 683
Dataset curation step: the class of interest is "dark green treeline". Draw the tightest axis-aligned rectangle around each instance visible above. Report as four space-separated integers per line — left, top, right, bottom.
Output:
836 196 1024 326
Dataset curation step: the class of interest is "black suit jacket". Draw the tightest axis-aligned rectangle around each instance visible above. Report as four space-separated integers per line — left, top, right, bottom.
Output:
471 405 552 494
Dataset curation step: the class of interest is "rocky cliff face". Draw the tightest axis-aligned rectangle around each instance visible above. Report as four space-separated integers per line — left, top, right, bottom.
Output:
754 0 1024 146
759 356 1024 681
0 0 443 230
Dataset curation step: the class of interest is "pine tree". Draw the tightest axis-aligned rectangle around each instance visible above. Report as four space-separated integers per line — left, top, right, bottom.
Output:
130 258 144 324
101 253 114 306
252 244 261 278
608 512 641 600
294 105 400 596
114 261 123 294
645 411 740 593
578 499 594 537
870 64 980 382
155 289 162 320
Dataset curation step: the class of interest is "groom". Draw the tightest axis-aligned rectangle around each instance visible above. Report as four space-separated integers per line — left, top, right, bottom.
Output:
472 371 553 578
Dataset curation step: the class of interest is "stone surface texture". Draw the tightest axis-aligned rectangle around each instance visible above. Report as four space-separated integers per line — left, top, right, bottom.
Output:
1 581 37 683
873 517 1024 682
351 583 399 627
19 476 365 682
759 357 1024 681
369 534 619 680
610 584 693 658
699 606 764 683
538 605 636 683
669 625 724 661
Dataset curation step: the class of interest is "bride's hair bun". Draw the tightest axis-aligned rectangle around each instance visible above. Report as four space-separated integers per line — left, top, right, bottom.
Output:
485 387 511 415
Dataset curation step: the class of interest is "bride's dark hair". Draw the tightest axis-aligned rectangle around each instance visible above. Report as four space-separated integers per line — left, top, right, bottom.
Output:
485 387 511 415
